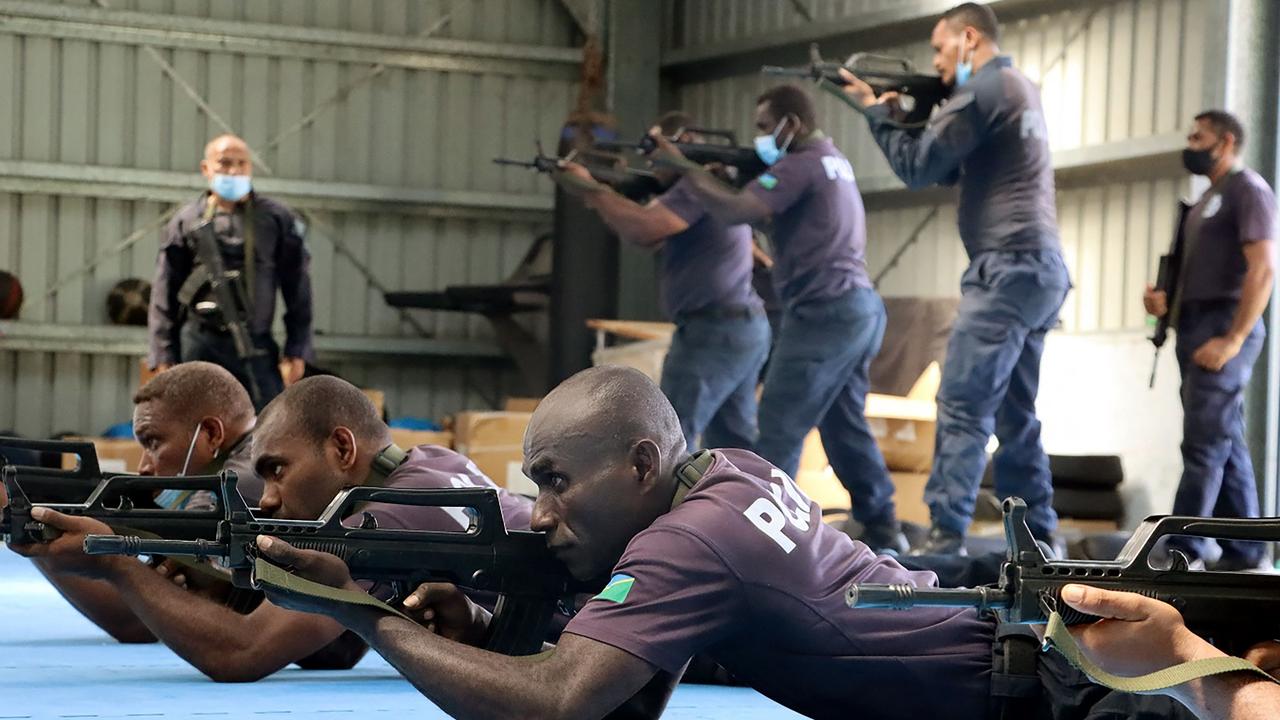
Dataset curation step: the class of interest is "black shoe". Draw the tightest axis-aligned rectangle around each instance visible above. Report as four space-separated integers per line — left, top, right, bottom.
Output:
909 524 967 556
856 520 910 556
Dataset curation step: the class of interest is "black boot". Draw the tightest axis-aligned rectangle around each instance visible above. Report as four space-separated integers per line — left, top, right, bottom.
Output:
856 519 910 556
909 524 967 556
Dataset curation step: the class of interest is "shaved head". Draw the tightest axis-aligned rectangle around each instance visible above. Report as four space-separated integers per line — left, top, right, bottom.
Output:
134 361 253 428
523 366 688 580
204 133 248 160
533 365 686 460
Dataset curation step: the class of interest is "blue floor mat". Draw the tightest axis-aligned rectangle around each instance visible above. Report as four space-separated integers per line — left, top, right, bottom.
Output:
0 552 804 719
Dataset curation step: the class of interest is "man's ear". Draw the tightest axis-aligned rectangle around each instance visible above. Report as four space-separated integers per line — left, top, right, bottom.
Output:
330 427 360 472
199 416 227 454
199 158 212 178
631 439 662 492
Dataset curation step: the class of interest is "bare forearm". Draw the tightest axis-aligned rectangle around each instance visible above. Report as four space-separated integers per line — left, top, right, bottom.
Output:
1228 265 1274 341
35 561 155 643
1173 673 1280 720
109 561 290 681
345 604 645 717
345 608 576 720
590 192 665 248
680 167 763 226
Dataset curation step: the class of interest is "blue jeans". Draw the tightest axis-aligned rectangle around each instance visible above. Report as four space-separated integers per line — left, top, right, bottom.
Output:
927 250 1070 538
179 321 284 411
660 311 771 451
1168 303 1266 563
755 287 896 527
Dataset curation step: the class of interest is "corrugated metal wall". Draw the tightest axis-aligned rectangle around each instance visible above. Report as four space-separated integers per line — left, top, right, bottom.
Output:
0 0 582 436
666 0 1204 333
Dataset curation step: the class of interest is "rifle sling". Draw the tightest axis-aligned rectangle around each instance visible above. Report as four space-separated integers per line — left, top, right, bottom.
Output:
246 444 415 621
252 556 414 623
1042 610 1279 693
671 450 714 509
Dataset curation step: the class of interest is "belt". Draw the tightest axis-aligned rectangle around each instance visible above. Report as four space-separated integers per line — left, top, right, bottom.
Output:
674 305 763 323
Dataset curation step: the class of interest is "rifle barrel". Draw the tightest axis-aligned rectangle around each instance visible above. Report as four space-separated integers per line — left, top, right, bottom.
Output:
846 583 1009 612
83 534 225 560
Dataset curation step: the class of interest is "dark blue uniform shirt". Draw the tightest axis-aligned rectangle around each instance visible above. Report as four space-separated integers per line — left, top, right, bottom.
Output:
865 56 1061 259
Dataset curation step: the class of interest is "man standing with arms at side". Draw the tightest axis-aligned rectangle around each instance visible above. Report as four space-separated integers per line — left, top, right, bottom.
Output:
647 85 906 555
560 111 770 453
1144 110 1277 570
841 3 1071 555
149 134 314 409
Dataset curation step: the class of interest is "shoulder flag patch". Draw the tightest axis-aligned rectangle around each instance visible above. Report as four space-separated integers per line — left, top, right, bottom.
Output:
757 173 778 190
594 574 635 604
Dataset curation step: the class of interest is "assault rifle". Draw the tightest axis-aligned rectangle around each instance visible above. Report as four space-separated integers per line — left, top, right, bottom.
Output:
2 450 224 546
1148 201 1192 388
185 220 264 407
83 474 595 655
848 497 1280 654
0 437 123 505
593 128 767 188
493 142 662 200
764 44 948 128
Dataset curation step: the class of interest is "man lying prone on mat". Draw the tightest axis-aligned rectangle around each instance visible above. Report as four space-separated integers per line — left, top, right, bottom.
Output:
251 366 1213 720
11 376 532 682
5 362 264 643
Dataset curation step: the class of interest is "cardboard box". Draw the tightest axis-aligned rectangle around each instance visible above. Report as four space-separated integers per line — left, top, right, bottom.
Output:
791 429 930 526
389 429 453 450
865 361 940 473
363 389 386 419
503 397 542 413
61 437 144 474
452 411 532 488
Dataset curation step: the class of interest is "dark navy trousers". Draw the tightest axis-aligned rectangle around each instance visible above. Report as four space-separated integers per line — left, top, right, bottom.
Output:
660 312 771 452
926 250 1070 539
754 287 897 527
179 321 284 411
1168 302 1266 563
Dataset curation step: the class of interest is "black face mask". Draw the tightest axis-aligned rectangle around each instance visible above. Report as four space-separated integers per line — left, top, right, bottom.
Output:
1182 145 1219 176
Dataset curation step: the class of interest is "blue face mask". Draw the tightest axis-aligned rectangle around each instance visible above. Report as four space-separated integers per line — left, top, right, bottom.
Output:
753 117 794 166
210 173 252 202
954 45 974 87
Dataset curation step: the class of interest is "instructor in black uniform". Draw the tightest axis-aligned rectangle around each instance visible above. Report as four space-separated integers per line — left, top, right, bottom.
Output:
148 134 314 409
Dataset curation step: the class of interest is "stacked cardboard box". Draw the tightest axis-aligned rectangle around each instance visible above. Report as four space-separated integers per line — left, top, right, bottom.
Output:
452 411 535 494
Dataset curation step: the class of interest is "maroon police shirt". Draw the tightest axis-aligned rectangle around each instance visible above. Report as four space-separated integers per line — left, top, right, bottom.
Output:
563 448 994 720
355 444 533 532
